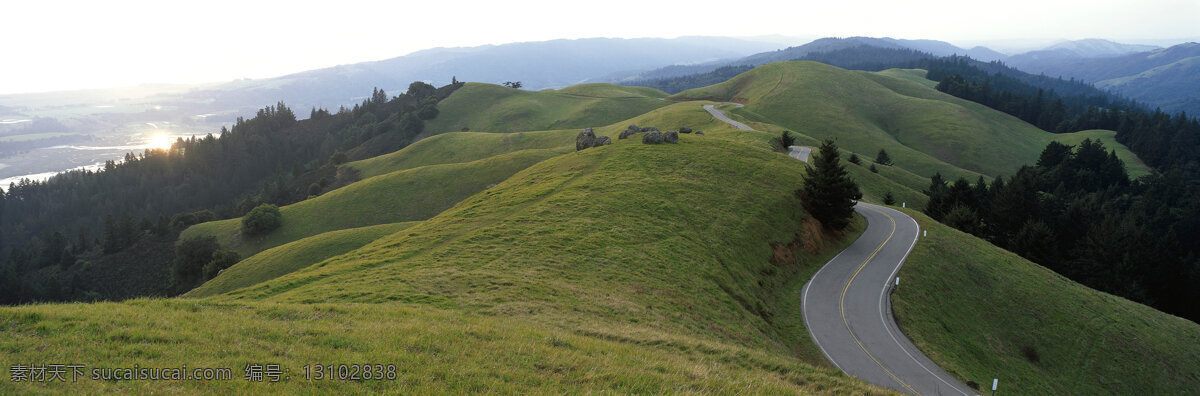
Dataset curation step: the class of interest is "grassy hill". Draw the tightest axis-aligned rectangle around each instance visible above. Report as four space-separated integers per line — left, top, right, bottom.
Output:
217 135 837 347
181 147 571 258
184 222 421 298
671 61 1149 182
347 130 580 178
351 99 753 180
0 132 893 394
0 67 1178 394
893 208 1200 394
423 82 671 135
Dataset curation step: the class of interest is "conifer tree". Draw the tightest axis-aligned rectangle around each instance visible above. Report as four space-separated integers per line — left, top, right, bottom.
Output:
800 139 862 230
875 149 893 166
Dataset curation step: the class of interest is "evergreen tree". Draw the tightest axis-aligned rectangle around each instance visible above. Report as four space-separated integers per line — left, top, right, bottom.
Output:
799 139 862 230
875 149 893 166
882 191 896 205
1037 141 1072 168
777 131 796 150
848 153 861 165
923 172 951 220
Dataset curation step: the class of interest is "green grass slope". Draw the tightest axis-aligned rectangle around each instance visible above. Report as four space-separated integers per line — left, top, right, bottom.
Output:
347 130 580 178
181 147 571 258
219 136 836 353
671 61 1148 181
550 83 669 99
423 82 671 134
0 299 887 394
351 99 752 181
873 68 938 89
0 134 892 395
218 133 880 370
892 209 1200 394
184 222 420 298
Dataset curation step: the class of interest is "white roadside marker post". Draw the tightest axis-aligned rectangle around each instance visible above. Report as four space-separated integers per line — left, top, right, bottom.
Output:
992 378 998 396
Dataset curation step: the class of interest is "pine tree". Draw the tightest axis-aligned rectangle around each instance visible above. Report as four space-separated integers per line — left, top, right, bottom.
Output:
777 131 796 150
875 149 893 166
799 139 862 230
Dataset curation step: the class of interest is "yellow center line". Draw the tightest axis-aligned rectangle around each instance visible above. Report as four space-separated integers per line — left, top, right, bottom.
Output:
840 207 920 395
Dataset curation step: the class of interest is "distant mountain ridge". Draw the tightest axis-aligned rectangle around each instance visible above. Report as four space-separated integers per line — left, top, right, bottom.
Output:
183 37 782 112
1046 38 1159 57
612 37 1006 83
1004 41 1200 115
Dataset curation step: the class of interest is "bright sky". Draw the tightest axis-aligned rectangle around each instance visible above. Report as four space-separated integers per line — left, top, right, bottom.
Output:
2 0 1197 95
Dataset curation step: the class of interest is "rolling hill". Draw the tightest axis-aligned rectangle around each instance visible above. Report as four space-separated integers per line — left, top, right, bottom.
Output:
180 147 571 258
674 62 1043 179
0 126 893 394
183 222 421 298
672 62 1150 181
181 97 769 297
0 63 1181 394
422 83 670 135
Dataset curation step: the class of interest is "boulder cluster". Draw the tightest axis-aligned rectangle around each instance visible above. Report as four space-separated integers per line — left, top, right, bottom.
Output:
577 124 701 149
617 124 700 145
575 128 611 151
619 124 656 140
642 130 664 144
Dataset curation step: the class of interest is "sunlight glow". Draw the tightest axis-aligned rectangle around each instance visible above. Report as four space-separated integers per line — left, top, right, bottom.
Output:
149 133 172 151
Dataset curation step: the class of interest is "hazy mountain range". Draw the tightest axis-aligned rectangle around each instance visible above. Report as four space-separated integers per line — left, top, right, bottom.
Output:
175 36 783 112
3 36 1198 135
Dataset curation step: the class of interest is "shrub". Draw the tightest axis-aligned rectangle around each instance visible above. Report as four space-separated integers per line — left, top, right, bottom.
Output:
242 204 282 236
175 236 220 285
848 153 861 165
329 151 348 165
883 191 896 205
1022 345 1041 363
202 250 241 281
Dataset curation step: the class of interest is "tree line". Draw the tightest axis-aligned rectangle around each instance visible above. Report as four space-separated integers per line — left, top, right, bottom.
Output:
0 80 464 304
924 139 1200 323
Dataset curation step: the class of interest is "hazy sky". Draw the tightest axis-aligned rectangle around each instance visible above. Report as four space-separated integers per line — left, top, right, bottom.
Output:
2 0 1197 95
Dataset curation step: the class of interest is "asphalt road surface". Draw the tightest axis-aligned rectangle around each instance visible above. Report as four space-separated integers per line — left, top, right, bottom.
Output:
802 202 976 395
789 146 812 162
702 104 753 130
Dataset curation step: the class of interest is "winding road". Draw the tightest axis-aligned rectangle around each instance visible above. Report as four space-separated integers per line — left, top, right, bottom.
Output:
802 203 974 395
701 97 979 395
702 103 812 162
702 104 753 131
